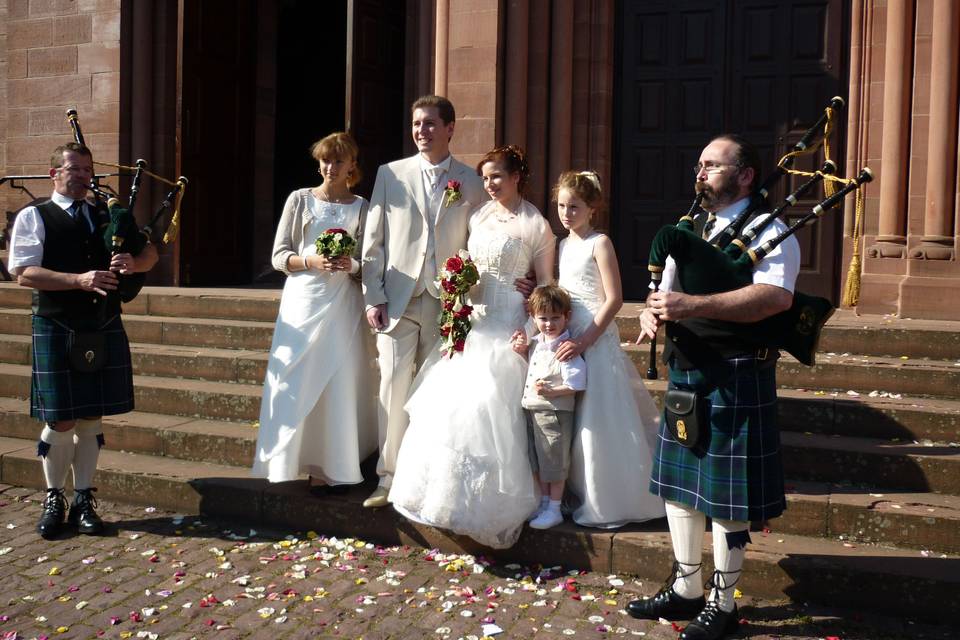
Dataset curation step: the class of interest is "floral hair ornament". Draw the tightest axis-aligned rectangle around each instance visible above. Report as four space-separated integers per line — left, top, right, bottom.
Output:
578 171 601 192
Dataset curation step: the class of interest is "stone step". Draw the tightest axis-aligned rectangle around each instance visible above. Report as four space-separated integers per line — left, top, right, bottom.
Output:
0 308 276 351
0 283 282 323
781 431 960 494
0 433 955 625
4 282 960 361
616 303 960 360
2 394 958 555
778 480 960 554
0 333 269 383
0 397 256 467
0 363 263 422
623 343 960 400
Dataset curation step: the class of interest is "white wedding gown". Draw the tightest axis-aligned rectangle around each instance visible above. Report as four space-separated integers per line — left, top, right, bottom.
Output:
388 201 552 549
252 193 377 484
560 232 666 527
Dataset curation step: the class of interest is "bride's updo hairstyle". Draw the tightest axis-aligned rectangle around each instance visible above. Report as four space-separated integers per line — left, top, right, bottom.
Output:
476 144 531 195
552 170 606 215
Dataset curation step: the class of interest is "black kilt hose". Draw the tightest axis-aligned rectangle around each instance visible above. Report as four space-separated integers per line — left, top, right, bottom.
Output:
31 315 134 422
649 356 785 522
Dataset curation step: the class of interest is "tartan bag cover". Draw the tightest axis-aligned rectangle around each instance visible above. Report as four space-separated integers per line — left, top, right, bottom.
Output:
648 356 786 522
31 314 134 422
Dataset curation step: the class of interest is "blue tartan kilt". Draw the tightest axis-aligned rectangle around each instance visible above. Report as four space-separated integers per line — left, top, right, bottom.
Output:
30 314 135 423
648 356 785 522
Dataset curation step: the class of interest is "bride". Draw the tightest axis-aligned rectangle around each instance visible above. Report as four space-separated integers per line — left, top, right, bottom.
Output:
388 145 555 549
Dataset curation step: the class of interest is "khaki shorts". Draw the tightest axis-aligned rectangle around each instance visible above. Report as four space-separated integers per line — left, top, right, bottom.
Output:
525 409 574 483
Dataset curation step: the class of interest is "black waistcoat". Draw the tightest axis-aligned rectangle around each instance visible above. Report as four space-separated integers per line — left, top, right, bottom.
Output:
32 200 120 327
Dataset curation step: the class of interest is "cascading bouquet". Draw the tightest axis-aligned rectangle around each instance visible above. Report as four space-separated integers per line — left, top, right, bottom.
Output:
438 250 480 357
315 227 357 257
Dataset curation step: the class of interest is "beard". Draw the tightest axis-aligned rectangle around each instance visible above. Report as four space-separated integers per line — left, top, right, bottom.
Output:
695 171 741 210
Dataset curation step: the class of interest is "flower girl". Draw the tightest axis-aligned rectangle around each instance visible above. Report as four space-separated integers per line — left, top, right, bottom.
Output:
552 170 666 527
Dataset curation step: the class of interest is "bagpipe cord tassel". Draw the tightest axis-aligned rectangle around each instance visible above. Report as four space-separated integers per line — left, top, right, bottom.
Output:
93 161 187 245
822 107 838 198
842 188 865 308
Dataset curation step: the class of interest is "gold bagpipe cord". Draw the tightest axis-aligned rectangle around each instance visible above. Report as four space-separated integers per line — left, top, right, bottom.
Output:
772 105 865 307
93 161 187 244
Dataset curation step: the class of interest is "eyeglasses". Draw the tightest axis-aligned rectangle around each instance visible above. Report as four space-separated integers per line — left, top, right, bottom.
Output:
693 162 739 176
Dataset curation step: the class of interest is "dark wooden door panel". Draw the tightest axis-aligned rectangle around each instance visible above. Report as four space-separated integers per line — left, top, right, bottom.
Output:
347 0 406 200
615 0 847 301
177 0 256 285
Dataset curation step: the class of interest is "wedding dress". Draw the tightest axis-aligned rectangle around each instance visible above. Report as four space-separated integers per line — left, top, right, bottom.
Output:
560 231 666 527
388 200 553 548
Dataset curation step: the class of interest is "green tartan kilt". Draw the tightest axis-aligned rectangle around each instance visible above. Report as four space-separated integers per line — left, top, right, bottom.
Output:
30 314 134 423
648 356 785 522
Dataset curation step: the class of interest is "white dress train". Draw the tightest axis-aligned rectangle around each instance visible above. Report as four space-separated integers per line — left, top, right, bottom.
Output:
560 232 666 527
252 192 377 484
388 200 554 549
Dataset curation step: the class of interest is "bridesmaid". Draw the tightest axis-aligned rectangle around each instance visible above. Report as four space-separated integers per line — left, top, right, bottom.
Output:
252 132 377 494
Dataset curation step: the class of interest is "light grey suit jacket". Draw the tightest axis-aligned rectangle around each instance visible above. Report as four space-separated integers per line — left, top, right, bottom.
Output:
361 155 486 333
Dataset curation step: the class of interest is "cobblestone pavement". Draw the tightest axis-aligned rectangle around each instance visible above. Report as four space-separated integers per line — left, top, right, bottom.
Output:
0 485 951 640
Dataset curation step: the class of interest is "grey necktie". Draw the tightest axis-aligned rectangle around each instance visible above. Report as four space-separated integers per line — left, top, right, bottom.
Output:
426 167 444 195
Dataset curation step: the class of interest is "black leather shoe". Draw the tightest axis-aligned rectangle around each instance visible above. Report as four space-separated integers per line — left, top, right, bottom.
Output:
68 488 105 535
627 587 706 621
37 488 68 540
679 602 739 640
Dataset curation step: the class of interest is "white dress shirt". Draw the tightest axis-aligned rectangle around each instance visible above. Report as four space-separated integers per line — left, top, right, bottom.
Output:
8 191 94 271
413 154 452 297
658 196 801 294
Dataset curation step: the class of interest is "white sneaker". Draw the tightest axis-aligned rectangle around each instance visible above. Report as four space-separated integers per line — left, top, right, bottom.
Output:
528 498 549 522
529 508 563 530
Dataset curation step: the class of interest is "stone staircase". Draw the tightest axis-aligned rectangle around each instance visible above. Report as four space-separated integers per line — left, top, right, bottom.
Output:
0 282 958 623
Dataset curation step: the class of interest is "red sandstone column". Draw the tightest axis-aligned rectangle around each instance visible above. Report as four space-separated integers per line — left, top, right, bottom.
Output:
547 0 574 201
435 0 449 97
869 0 913 258
911 0 959 260
503 0 530 148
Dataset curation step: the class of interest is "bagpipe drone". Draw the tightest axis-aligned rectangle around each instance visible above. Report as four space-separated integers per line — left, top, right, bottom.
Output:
646 96 873 379
65 108 188 302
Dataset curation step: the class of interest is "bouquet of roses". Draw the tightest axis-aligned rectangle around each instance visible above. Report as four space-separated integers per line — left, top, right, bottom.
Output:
315 227 356 258
437 250 480 357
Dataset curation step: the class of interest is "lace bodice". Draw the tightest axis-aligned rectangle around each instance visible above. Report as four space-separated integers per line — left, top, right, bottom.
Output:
300 193 363 256
466 199 552 329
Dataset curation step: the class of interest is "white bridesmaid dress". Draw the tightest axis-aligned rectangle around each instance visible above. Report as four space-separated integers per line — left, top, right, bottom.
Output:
559 232 666 527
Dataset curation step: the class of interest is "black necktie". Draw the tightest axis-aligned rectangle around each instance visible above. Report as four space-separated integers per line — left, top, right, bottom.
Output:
70 201 93 233
702 214 717 240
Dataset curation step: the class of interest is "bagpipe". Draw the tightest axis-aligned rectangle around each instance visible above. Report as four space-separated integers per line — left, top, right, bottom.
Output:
65 108 188 302
646 96 872 379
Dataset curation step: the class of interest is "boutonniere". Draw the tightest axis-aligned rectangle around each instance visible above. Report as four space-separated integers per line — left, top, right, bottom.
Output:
443 180 462 207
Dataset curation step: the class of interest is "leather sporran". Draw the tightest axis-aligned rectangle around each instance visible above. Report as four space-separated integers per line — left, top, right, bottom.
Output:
68 331 107 373
663 388 707 449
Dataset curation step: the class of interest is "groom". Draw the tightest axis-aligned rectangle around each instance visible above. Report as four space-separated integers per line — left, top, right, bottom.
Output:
360 95 486 508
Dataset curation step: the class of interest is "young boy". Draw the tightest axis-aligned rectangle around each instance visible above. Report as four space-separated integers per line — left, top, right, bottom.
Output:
511 285 587 529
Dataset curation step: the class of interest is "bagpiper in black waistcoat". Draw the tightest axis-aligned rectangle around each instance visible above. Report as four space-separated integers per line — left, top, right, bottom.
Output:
31 200 120 329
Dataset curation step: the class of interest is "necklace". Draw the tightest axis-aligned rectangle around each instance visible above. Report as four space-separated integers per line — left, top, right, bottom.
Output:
315 187 351 205
494 200 521 223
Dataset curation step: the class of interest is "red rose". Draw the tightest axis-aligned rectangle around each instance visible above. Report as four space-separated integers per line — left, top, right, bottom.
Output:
455 305 473 319
447 179 461 191
440 326 451 336
441 279 457 294
454 339 465 352
445 256 464 272
443 300 455 311
325 228 348 235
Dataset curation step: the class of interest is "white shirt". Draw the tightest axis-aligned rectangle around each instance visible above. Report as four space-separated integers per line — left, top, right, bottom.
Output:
419 154 452 212
413 154 453 297
8 191 94 271
658 196 801 294
521 330 587 411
